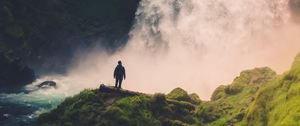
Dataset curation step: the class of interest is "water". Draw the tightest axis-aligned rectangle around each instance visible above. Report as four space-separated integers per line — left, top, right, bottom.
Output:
0 74 104 126
0 79 66 126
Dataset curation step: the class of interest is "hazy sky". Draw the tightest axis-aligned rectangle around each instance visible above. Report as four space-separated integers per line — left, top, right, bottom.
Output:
38 0 300 100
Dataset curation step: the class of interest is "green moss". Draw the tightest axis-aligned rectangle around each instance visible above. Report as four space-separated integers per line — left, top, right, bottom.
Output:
167 88 190 101
232 67 276 86
292 52 300 69
189 93 201 104
36 88 201 126
35 53 300 126
35 67 276 126
211 85 227 101
242 53 300 126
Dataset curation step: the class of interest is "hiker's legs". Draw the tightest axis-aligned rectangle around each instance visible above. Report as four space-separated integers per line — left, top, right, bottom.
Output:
115 79 119 88
118 79 123 88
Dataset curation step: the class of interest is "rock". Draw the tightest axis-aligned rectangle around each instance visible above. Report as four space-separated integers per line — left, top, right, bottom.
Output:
99 84 113 93
98 84 146 96
37 81 57 89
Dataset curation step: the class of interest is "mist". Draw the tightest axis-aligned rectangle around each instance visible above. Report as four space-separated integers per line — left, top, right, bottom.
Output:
38 0 300 100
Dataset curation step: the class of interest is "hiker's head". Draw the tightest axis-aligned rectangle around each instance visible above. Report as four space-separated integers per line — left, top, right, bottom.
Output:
118 60 122 65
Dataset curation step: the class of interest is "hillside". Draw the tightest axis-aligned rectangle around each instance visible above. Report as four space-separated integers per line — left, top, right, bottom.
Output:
34 56 297 126
35 86 202 126
241 53 300 126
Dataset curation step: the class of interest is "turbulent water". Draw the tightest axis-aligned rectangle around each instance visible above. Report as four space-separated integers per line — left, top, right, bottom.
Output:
0 78 66 126
1 0 300 125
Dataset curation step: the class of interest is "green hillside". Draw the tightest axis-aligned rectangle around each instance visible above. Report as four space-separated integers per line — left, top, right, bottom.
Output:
34 52 300 126
241 53 300 126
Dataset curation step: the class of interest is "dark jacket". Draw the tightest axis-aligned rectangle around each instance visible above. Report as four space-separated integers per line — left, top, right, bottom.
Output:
114 65 126 79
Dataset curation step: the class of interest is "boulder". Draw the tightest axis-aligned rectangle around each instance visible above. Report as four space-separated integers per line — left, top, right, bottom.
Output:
98 84 146 96
37 81 57 89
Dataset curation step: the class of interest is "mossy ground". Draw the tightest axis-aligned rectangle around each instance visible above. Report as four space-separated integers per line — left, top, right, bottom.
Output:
36 53 300 126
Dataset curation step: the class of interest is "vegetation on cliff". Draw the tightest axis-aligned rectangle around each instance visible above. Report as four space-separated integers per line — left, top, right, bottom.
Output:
36 88 202 126
241 53 300 126
35 56 298 126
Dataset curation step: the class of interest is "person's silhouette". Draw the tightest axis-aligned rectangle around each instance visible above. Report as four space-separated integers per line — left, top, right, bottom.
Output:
114 60 126 89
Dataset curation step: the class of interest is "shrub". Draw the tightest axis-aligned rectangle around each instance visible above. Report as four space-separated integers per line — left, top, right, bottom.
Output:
211 85 227 101
225 85 243 95
167 88 191 102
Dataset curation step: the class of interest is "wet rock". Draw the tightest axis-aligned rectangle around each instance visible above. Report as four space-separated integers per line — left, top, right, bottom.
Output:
98 84 146 96
37 81 57 89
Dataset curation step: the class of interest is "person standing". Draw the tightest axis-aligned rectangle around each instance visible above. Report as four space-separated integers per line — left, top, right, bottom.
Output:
114 60 126 88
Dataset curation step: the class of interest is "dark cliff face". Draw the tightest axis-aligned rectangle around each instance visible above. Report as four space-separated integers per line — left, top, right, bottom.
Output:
0 53 35 92
0 0 140 87
0 0 140 74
